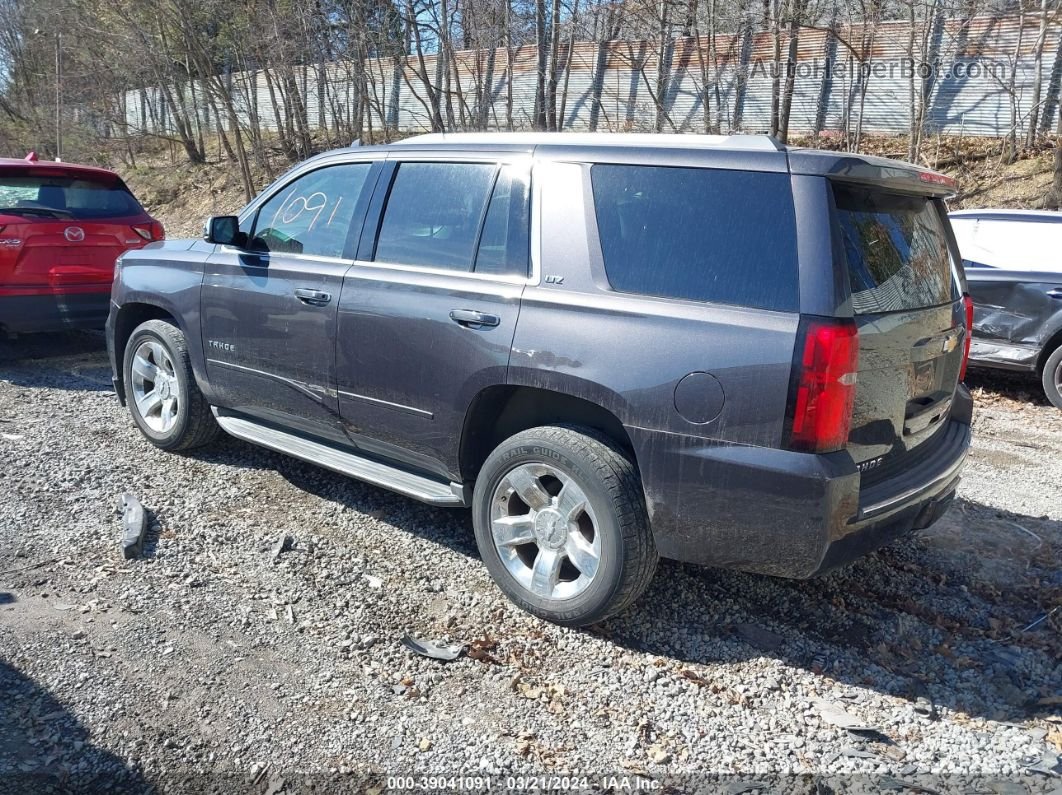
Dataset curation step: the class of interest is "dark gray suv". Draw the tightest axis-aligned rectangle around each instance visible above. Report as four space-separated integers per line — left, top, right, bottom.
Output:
106 132 972 626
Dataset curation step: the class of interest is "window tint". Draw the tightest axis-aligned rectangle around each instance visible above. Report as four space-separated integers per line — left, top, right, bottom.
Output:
375 162 496 270
0 172 143 219
834 186 955 315
590 165 799 312
474 166 530 277
251 163 371 257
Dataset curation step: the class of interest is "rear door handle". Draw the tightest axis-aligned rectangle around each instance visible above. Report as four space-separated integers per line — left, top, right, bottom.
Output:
449 309 500 328
295 288 332 306
1048 288 1062 299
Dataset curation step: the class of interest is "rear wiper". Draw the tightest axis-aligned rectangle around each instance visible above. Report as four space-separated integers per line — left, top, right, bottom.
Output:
0 206 73 218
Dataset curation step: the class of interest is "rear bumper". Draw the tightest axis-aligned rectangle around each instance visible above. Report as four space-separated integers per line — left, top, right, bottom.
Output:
631 385 972 579
0 290 111 333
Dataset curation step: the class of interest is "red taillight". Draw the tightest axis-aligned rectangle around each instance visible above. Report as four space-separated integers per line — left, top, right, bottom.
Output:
786 318 859 454
132 221 165 242
959 293 974 382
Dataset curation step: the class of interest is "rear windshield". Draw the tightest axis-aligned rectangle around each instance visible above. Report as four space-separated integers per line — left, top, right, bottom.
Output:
834 185 956 314
0 172 143 220
590 164 799 312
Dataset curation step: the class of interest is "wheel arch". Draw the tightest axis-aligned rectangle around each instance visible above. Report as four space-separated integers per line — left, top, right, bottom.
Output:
112 302 183 404
1036 325 1062 374
458 385 636 482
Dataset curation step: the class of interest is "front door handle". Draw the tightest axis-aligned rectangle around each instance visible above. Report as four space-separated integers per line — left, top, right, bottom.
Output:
1048 288 1062 300
449 309 500 328
295 288 332 306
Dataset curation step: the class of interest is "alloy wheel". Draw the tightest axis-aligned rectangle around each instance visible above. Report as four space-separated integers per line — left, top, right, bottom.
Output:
130 339 180 434
489 462 601 601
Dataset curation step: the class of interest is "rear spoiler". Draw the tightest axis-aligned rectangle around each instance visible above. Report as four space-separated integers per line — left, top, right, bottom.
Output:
788 150 957 198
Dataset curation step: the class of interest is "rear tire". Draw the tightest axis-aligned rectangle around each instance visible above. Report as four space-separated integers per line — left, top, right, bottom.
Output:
472 425 657 627
1042 346 1062 410
123 319 219 451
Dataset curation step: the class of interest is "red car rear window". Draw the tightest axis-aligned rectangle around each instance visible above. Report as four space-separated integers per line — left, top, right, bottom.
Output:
0 171 144 220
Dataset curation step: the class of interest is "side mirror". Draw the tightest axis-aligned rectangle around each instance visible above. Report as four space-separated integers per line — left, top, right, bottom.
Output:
204 215 245 247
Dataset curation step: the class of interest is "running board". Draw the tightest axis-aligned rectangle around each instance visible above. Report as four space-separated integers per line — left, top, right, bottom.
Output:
213 411 467 507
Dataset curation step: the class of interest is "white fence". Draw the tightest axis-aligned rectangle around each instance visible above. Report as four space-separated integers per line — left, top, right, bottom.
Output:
122 13 1062 139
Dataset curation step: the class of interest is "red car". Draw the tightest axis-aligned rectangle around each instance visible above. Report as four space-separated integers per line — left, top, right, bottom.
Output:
0 153 163 334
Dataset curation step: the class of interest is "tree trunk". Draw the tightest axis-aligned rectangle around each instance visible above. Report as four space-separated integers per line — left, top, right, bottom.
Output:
769 0 781 137
1027 0 1049 148
1050 106 1062 209
655 0 672 133
534 0 548 129
1004 8 1024 163
547 0 562 129
778 0 804 142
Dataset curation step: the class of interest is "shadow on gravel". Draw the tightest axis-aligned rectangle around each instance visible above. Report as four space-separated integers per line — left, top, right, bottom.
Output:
190 437 479 555
966 367 1050 406
0 330 106 363
0 658 152 793
0 330 112 393
602 497 1061 724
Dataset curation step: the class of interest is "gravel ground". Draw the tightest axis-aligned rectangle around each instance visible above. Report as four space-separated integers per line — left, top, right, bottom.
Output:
1 331 1060 794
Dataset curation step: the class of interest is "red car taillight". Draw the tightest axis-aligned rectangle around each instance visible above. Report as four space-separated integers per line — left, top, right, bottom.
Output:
132 221 165 241
959 293 974 382
785 318 860 454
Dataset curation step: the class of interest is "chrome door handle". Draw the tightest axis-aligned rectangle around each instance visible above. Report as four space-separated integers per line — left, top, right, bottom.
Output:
295 288 332 306
449 309 500 328
1048 288 1062 299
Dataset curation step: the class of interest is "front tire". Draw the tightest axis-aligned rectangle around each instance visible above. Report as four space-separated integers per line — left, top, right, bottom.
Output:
123 319 219 451
1042 346 1062 410
472 425 657 627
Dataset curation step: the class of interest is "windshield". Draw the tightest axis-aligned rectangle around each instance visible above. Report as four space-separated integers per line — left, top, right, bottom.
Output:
0 172 143 220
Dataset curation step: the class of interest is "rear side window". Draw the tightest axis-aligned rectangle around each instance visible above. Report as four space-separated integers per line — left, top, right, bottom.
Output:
474 166 530 277
251 162 372 258
375 162 497 271
834 185 955 314
590 165 799 312
0 172 143 219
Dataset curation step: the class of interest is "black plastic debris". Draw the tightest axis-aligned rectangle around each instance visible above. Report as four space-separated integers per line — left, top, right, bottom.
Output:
119 493 148 560
400 633 464 662
271 533 294 562
733 623 784 653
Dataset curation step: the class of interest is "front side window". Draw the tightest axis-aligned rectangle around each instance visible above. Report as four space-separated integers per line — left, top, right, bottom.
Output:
251 163 372 258
374 162 497 271
590 164 799 312
0 172 143 219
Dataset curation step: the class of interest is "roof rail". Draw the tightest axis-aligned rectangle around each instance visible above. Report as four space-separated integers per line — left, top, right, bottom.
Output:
393 131 785 151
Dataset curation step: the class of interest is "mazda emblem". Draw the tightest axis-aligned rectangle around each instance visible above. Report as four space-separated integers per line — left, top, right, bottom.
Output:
64 226 85 242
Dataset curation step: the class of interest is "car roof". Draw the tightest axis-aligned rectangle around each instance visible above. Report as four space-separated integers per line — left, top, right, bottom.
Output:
0 157 121 180
949 208 1062 222
286 132 955 198
390 131 786 152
